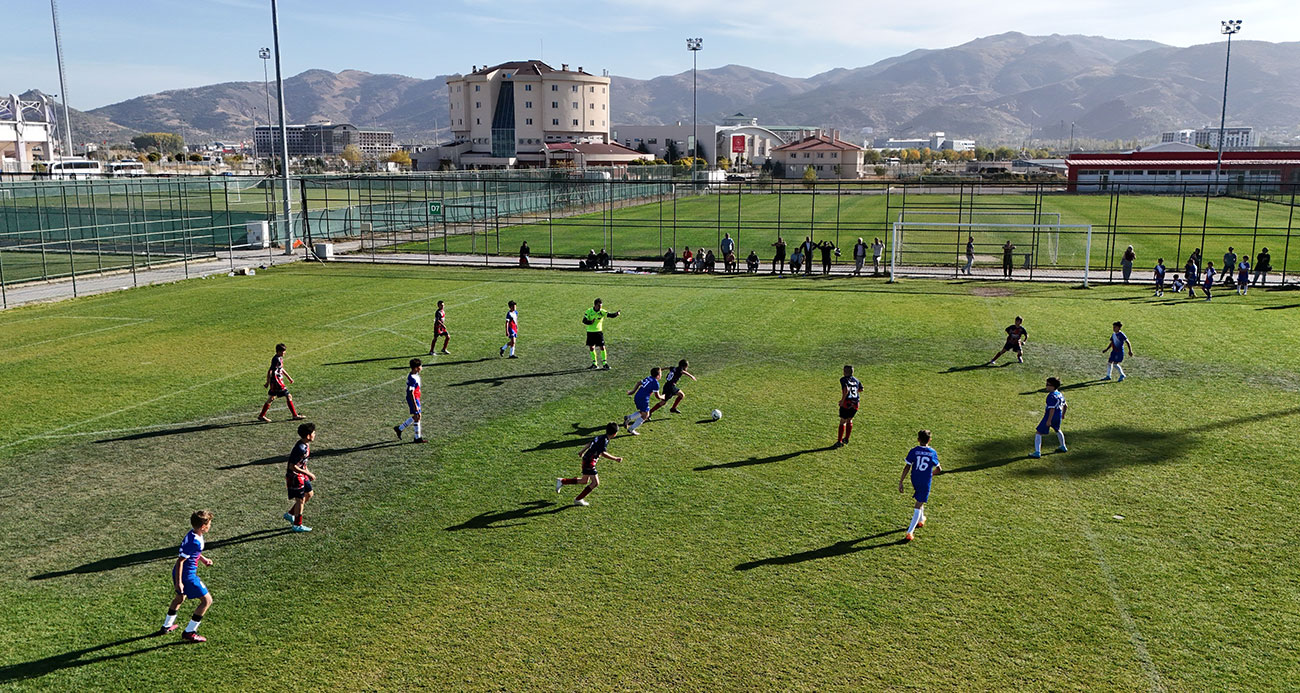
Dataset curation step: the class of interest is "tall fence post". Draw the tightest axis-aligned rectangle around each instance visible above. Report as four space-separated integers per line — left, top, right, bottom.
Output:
1083 224 1093 288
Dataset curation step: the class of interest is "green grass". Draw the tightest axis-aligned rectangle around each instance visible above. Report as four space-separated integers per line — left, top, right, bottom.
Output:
2 264 1300 690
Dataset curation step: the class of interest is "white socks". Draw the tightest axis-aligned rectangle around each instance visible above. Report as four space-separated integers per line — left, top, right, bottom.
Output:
399 417 413 431
1034 434 1042 453
509 345 515 356
163 613 177 628
1107 363 1124 378
1057 430 1066 448
907 508 923 534
184 619 201 634
1114 364 1125 378
627 414 645 432
414 421 422 438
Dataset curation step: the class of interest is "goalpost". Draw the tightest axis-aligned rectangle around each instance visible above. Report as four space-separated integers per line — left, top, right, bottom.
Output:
890 219 1093 286
895 209 1063 265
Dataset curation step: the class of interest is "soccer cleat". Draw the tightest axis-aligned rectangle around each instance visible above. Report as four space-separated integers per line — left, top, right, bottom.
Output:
833 441 843 448
556 478 564 493
292 415 306 420
587 364 599 370
1117 375 1126 382
257 415 271 422
1056 445 1069 453
393 425 403 439
283 512 294 524
440 349 450 355
905 532 914 542
601 364 611 370
292 524 313 533
1017 357 1024 364
181 632 206 643
413 437 427 444
843 436 850 445
986 361 996 366
500 346 506 356
507 354 518 359
1029 451 1042 458
1100 376 1111 381
157 624 179 636
918 517 926 528
626 429 640 436
574 498 589 507
669 408 680 414
428 350 436 355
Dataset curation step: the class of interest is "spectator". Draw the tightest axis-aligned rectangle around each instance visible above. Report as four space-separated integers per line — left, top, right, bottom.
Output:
771 237 787 275
746 250 759 273
720 233 735 267
871 237 885 276
597 248 610 270
585 249 598 271
1121 245 1135 283
963 236 975 275
1222 247 1238 287
681 247 693 272
694 247 707 273
852 237 867 276
663 247 676 273
816 240 835 276
704 249 716 274
1254 247 1272 286
801 236 815 276
1001 240 1016 279
790 247 804 274
519 241 530 268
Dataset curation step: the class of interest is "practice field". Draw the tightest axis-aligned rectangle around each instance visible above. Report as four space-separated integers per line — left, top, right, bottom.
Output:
1 265 1298 691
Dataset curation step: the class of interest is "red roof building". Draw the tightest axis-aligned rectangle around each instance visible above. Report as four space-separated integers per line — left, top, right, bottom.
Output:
771 132 866 179
1066 142 1300 193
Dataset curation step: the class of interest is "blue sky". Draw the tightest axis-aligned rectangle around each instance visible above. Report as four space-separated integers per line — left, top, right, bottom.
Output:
5 0 1297 109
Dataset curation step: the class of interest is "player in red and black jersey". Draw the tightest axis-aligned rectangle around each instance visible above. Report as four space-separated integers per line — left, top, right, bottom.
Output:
988 316 1028 366
429 301 450 355
258 343 304 422
555 422 622 506
649 359 696 416
283 422 316 532
836 365 862 447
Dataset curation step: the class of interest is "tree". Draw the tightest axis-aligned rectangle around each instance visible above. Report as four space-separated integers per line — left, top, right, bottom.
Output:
904 149 921 164
188 153 203 162
973 146 991 162
341 144 363 167
387 150 412 167
802 164 818 188
131 132 185 154
665 139 681 164
716 156 731 171
172 153 187 163
224 153 245 166
772 160 786 178
635 141 651 155
864 149 882 164
145 152 161 163
994 146 1016 161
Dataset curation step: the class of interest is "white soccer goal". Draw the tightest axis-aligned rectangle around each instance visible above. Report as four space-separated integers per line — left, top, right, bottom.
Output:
890 220 1093 285
896 210 1063 265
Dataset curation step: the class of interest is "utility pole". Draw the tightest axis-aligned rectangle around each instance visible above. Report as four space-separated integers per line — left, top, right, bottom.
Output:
270 0 294 255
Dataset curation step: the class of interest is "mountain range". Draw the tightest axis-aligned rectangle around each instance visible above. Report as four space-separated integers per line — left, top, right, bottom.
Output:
35 32 1300 148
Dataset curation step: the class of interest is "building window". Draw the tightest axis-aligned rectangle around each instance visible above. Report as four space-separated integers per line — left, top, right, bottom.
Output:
571 85 578 92
831 152 838 158
571 102 578 109
590 119 595 126
589 86 595 92
648 138 657 144
524 101 532 108
525 118 533 125
475 102 480 109
552 118 559 126
475 85 480 91
524 84 532 91
804 153 810 158
572 119 579 126
476 118 480 125
551 85 558 91
817 153 824 158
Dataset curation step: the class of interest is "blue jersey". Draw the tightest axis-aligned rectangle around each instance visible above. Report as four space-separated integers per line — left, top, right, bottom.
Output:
1154 264 1166 280
905 445 939 495
406 373 422 402
178 530 205 578
1042 390 1065 423
1111 331 1127 351
1204 267 1215 285
633 376 660 409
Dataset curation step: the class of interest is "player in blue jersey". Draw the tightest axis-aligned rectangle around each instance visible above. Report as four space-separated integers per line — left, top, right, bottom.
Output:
1153 259 1166 297
1102 321 1133 381
623 367 665 435
500 300 519 358
283 422 316 532
393 358 427 443
1030 376 1068 458
836 365 862 447
258 343 304 422
1237 258 1251 295
555 422 623 506
159 510 215 643
899 430 941 542
649 359 697 416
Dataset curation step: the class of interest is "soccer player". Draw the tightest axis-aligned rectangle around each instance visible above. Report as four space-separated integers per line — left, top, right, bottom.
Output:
393 358 427 443
899 429 940 542
500 300 519 358
1237 258 1251 295
555 422 622 506
624 367 665 435
159 510 215 643
836 365 861 447
1030 376 1067 459
283 422 316 533
1202 262 1216 302
771 237 786 275
582 298 620 370
429 300 450 355
1102 321 1133 381
649 359 697 416
1171 274 1185 294
988 316 1028 365
1153 258 1166 297
258 343 304 422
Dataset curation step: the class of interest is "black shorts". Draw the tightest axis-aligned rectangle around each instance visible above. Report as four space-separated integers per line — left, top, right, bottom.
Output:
1004 340 1022 354
581 460 598 476
663 383 681 398
287 479 313 499
268 386 289 398
586 331 605 348
839 405 858 420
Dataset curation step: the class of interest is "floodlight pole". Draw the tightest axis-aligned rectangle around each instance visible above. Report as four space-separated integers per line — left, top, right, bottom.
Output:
49 0 74 158
270 0 294 255
687 38 702 183
1212 20 1242 196
259 48 271 137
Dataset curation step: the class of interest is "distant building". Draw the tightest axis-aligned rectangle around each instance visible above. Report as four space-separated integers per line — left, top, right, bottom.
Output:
879 132 975 152
1067 141 1300 192
445 60 611 168
254 123 395 158
1 93 54 173
771 131 865 179
611 114 820 167
1160 126 1256 149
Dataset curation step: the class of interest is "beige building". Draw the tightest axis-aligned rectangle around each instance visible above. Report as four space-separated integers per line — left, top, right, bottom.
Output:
772 132 866 179
446 60 610 167
1 93 54 173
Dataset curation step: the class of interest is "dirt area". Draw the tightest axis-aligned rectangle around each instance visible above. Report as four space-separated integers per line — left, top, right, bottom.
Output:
969 286 1014 297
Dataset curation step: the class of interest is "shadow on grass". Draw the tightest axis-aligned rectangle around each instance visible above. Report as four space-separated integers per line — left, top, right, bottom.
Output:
694 445 837 471
322 353 427 366
216 441 403 470
94 420 264 444
735 529 906 570
448 367 590 387
386 357 495 370
1260 303 1300 311
30 528 293 581
566 422 607 436
941 361 1013 373
0 634 178 684
1019 379 1108 396
445 499 571 531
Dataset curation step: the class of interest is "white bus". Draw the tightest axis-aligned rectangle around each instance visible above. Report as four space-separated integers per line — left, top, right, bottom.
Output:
106 160 146 176
48 159 103 180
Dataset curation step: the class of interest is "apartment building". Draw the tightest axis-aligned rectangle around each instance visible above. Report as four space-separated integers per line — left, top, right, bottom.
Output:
772 131 866 179
1160 126 1256 149
253 123 395 158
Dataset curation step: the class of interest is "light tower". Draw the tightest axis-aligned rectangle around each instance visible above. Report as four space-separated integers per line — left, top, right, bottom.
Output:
686 37 702 181
1212 19 1242 194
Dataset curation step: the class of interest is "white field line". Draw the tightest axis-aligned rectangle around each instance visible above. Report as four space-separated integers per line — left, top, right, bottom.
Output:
322 283 483 328
0 315 148 326
0 288 489 451
0 319 153 353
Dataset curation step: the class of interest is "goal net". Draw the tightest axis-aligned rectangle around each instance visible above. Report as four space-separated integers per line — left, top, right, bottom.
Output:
890 219 1094 285
896 210 1062 264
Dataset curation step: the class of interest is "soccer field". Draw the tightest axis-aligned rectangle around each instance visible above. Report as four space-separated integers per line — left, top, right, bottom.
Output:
1 265 1298 690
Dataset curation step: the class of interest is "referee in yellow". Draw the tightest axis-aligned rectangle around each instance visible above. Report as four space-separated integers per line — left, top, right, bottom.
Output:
583 298 620 370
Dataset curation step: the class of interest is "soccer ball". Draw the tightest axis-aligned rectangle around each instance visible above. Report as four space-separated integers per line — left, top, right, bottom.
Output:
711 409 722 421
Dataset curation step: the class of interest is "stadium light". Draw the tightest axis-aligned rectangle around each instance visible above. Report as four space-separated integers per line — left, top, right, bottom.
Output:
686 38 703 182
1212 19 1243 194
269 0 294 255
259 47 272 136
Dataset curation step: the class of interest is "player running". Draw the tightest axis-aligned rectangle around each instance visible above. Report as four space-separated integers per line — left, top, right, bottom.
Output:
393 358 427 443
258 343 304 422
1102 321 1133 381
624 367 665 436
429 300 450 355
836 365 861 447
556 422 623 506
283 422 316 533
1030 376 1067 458
988 316 1028 365
159 510 215 643
899 430 941 542
500 300 519 358
650 359 697 416
582 298 620 370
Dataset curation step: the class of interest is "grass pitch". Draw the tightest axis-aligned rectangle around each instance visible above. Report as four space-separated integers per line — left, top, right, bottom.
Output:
1 264 1298 691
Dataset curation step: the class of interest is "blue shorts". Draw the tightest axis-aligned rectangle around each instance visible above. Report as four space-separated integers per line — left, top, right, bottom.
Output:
911 477 932 504
507 326 517 339
407 396 421 415
1108 351 1124 364
1036 414 1062 435
182 575 208 599
634 398 650 414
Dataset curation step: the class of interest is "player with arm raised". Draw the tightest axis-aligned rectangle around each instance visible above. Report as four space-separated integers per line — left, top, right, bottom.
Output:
650 359 696 416
556 422 623 506
988 316 1028 365
583 298 620 370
